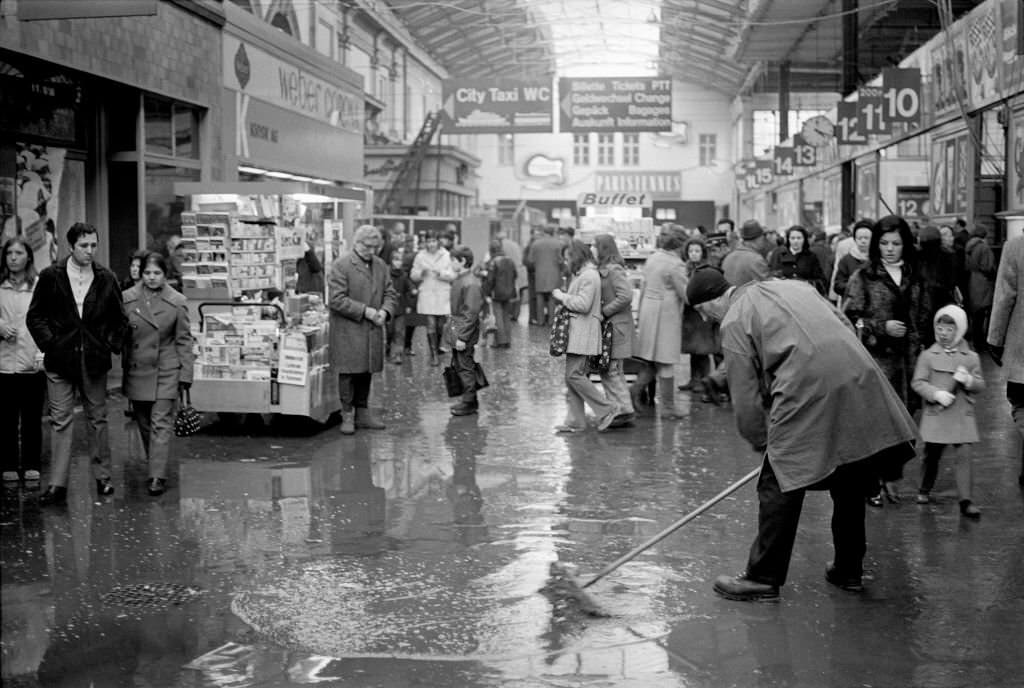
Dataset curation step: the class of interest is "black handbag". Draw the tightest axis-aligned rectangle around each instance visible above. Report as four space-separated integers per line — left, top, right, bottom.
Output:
443 357 490 398
586 319 613 374
549 306 570 357
174 388 202 437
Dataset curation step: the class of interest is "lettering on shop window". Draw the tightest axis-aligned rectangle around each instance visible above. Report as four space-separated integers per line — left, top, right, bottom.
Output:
249 122 278 144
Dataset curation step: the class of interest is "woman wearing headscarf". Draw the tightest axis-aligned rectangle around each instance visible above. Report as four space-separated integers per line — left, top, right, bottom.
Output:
832 222 872 306
768 225 827 295
630 225 689 419
551 239 618 433
593 234 636 427
844 215 930 506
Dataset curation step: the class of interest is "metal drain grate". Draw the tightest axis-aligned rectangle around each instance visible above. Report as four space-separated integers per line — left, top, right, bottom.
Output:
101 583 202 609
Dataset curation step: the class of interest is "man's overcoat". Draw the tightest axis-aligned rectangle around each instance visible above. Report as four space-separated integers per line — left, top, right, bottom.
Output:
328 251 397 374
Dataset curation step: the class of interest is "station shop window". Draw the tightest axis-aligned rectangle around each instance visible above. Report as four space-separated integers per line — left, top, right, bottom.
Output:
699 134 717 166
622 134 639 166
573 134 590 165
654 207 677 221
597 134 614 166
143 95 199 159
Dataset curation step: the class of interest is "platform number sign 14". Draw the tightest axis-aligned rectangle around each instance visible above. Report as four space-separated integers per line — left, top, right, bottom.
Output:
881 68 922 125
836 101 867 145
773 147 795 176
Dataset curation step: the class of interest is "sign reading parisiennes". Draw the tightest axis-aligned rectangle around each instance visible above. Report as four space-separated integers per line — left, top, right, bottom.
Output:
559 77 673 133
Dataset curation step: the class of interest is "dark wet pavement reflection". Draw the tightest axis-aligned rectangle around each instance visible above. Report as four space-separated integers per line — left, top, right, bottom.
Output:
3 322 1023 686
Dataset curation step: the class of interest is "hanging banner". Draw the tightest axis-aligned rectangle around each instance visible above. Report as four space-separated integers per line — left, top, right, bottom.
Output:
1002 0 1024 95
835 101 868 145
881 68 922 126
966 1 1002 108
440 79 553 133
857 86 888 135
792 134 817 167
558 77 672 133
1009 108 1024 210
773 147 795 176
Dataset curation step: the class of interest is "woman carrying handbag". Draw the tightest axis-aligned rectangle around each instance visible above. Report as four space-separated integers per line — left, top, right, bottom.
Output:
122 252 194 496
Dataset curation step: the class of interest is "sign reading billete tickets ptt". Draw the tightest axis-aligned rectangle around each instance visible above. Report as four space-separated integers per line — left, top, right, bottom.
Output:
441 79 552 133
560 78 672 133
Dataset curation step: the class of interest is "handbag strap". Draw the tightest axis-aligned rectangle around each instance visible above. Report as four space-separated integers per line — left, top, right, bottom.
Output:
180 388 191 406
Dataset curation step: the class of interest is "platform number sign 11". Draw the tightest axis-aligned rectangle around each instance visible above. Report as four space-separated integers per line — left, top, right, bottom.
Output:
857 86 889 135
773 147 795 176
836 101 868 145
881 68 922 126
792 134 817 167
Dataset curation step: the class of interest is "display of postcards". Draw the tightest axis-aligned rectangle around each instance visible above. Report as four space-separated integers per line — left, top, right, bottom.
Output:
210 277 230 290
245 368 272 381
211 264 228 274
181 225 198 238
181 212 197 225
179 238 197 250
230 306 260 321
196 212 231 225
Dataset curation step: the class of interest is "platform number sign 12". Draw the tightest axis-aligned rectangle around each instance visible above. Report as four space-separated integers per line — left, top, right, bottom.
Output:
881 68 922 126
792 134 817 167
836 101 867 145
857 86 889 135
773 147 795 176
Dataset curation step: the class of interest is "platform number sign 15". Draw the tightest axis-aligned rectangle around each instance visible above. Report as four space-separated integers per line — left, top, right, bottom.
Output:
836 101 867 145
881 68 922 126
792 134 817 167
773 147 795 176
857 86 889 135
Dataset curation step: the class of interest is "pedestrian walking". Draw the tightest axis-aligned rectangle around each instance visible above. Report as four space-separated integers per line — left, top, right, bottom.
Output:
328 225 397 435
0 238 45 484
964 222 996 352
832 222 872 306
685 269 917 601
496 231 526 323
843 215 930 506
592 233 636 427
482 239 517 349
121 252 194 496
986 232 1024 487
630 225 689 419
410 230 455 366
552 239 617 433
911 305 983 517
27 222 128 505
120 249 146 292
768 225 827 295
448 245 486 416
386 246 415 364
524 226 564 326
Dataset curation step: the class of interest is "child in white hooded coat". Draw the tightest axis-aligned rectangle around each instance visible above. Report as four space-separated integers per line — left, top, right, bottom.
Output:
911 304 984 517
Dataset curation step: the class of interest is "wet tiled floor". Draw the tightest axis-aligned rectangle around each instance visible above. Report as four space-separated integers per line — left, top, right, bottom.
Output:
2 322 1023 687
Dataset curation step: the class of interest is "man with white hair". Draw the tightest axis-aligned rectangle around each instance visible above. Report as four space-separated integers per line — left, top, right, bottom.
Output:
328 225 398 435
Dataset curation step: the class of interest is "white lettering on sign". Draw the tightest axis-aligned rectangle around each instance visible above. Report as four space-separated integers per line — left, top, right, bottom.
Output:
595 173 681 194
578 192 651 207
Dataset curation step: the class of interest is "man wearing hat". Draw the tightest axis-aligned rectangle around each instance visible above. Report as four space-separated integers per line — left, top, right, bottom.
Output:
686 269 917 601
721 220 771 288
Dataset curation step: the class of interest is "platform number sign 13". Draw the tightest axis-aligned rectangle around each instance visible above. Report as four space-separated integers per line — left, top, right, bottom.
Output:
773 147 795 176
792 134 817 167
881 68 922 126
857 86 889 135
836 101 868 145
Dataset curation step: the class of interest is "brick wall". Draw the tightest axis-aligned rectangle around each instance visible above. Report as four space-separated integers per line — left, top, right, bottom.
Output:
1 0 224 178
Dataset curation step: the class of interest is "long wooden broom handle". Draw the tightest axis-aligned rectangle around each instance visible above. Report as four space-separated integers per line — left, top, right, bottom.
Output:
581 466 761 589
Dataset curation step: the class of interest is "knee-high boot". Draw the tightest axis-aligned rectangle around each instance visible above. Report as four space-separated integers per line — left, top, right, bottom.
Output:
658 377 685 419
630 363 655 411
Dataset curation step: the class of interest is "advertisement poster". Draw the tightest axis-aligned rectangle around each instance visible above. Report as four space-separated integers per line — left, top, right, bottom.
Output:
930 134 970 216
4 143 65 272
854 158 878 222
1003 0 1024 95
1010 108 1024 210
822 173 842 230
967 2 1002 108
930 23 968 119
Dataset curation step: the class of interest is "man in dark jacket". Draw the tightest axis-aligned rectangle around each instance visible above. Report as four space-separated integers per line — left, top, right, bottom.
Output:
328 225 398 435
27 222 128 505
482 239 517 349
686 269 917 601
448 245 485 416
524 226 564 326
721 220 771 287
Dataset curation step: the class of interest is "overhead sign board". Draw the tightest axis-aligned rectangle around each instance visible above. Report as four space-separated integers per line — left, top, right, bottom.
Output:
594 171 681 200
559 77 672 133
440 79 552 133
578 192 653 208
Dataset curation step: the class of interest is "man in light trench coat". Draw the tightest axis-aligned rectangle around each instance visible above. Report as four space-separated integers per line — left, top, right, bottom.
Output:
328 225 398 435
987 232 1024 486
686 270 918 602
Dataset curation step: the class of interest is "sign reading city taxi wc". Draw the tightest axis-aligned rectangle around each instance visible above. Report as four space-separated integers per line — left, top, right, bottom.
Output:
560 77 672 133
441 79 552 134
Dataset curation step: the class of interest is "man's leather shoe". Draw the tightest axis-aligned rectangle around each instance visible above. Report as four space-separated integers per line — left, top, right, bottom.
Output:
38 485 67 506
609 412 635 428
340 409 356 435
825 563 864 592
713 574 779 602
147 478 167 496
96 478 114 496
450 402 478 416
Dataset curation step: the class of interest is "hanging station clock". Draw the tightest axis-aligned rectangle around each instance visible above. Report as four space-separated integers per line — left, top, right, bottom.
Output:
800 115 835 147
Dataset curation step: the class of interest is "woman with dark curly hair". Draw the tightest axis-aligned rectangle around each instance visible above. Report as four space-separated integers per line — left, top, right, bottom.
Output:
844 215 930 506
769 225 827 295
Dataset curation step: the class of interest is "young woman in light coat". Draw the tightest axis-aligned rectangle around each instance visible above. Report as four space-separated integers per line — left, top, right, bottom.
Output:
552 239 617 433
122 252 194 496
410 231 455 366
630 225 689 418
593 234 636 427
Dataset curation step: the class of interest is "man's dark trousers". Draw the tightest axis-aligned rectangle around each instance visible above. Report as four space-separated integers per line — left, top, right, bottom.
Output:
745 457 872 587
338 373 372 410
452 349 478 406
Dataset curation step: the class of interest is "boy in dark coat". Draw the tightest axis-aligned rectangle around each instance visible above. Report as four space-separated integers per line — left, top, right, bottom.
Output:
448 245 485 416
482 239 518 349
386 247 416 364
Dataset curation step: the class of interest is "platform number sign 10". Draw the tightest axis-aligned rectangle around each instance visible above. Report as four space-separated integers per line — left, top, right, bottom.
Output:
836 101 867 145
773 147 795 176
881 68 922 125
792 134 817 167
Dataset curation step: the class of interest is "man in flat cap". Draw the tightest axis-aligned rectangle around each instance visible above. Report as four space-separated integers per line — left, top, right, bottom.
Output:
686 269 917 602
